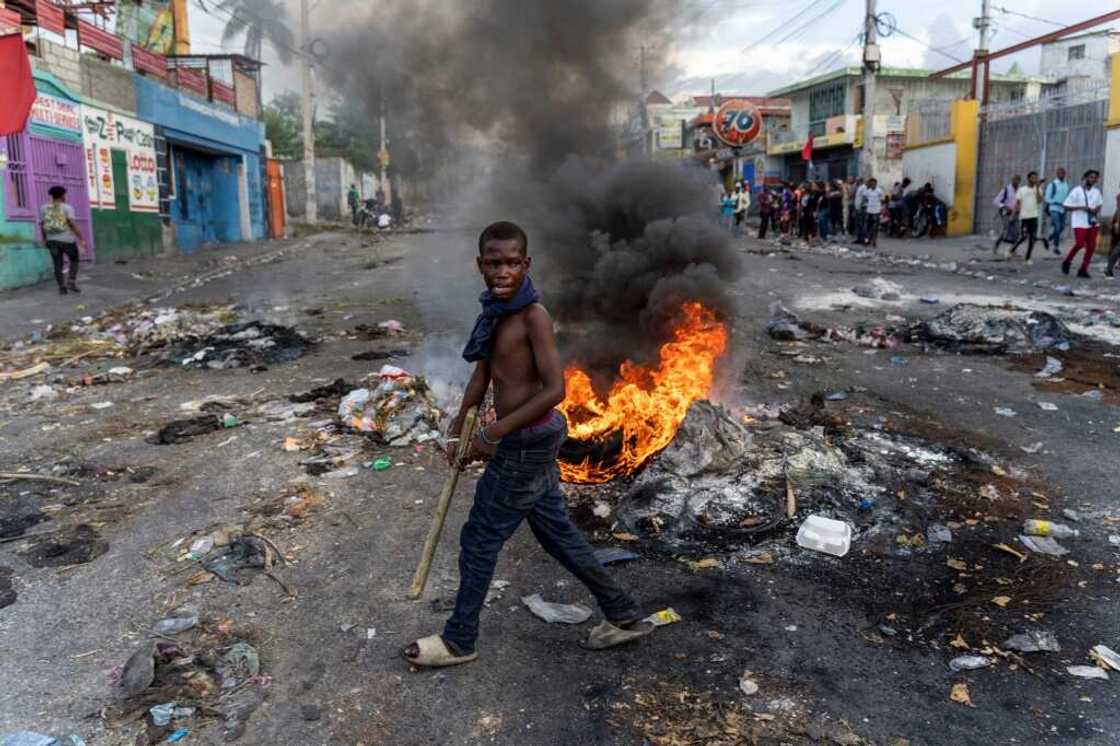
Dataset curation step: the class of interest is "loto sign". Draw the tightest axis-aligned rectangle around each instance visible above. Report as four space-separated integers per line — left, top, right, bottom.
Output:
713 98 762 148
80 105 159 213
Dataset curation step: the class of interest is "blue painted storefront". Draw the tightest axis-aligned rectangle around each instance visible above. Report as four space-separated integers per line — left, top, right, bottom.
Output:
133 75 265 252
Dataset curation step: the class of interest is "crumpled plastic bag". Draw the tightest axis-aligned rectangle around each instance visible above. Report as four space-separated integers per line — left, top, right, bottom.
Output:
521 594 592 624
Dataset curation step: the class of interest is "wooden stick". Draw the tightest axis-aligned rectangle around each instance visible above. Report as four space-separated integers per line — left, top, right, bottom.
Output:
406 406 479 600
0 472 81 486
786 479 796 519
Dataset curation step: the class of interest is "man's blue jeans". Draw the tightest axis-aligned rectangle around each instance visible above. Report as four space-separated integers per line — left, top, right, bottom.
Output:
1049 207 1066 248
443 411 641 652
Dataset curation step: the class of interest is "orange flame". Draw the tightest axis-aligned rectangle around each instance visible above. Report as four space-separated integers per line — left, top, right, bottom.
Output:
558 302 729 483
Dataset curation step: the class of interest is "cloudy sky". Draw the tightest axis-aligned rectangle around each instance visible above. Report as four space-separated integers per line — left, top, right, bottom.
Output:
186 0 1120 104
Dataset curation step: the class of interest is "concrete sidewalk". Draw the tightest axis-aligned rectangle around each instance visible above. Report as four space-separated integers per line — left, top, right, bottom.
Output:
0 233 348 343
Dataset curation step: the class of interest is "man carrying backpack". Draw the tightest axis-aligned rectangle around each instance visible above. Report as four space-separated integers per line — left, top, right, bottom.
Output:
39 186 86 295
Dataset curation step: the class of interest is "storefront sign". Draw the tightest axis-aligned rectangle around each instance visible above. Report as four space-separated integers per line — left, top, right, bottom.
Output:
210 79 235 106
657 126 682 149
77 19 123 59
768 128 855 156
80 104 158 212
131 45 168 79
713 99 762 148
31 93 81 132
175 67 208 97
35 0 66 35
116 0 174 54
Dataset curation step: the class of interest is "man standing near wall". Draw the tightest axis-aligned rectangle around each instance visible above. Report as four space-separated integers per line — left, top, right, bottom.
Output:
347 183 360 225
39 186 86 295
1044 167 1069 254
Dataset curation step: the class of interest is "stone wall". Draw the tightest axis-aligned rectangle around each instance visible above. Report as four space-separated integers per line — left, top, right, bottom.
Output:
32 39 82 93
80 56 137 113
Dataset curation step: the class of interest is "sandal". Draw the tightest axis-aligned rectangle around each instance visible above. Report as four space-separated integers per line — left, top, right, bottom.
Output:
402 635 478 668
582 619 655 650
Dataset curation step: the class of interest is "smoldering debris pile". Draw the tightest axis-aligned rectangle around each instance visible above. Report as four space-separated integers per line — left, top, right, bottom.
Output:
767 303 1074 355
601 399 998 554
173 321 311 370
337 366 443 445
916 305 1071 354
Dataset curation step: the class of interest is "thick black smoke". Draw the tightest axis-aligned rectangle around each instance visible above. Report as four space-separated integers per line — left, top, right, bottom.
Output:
321 0 741 369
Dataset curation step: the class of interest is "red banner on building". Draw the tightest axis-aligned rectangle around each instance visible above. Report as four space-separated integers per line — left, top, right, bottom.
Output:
210 79 235 106
131 45 168 79
175 67 208 97
77 19 123 59
35 0 65 35
0 33 37 135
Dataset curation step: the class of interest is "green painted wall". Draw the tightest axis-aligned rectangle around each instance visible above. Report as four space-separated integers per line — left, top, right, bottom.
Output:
90 150 162 261
0 173 51 291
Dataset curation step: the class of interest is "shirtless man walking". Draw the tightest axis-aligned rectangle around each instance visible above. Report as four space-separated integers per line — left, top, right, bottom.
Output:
403 221 650 668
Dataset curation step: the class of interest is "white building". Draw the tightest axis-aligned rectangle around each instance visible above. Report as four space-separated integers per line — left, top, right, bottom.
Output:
1040 30 1120 85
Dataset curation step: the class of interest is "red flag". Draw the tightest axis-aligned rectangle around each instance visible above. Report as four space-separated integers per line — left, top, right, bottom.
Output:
0 33 37 136
800 131 814 162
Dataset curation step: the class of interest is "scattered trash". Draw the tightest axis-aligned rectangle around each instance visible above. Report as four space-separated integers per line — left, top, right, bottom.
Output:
90 401 114 410
323 467 360 480
203 536 281 583
858 497 874 511
926 524 953 544
765 303 816 341
149 702 175 727
994 407 1017 417
824 390 849 401
1035 357 1063 379
593 547 640 566
738 673 759 696
796 515 851 557
1054 285 1075 296
166 729 189 743
28 385 59 402
521 594 592 624
851 277 903 301
1003 630 1061 653
1067 665 1109 680
644 608 682 627
1037 402 1059 411
337 369 443 444
949 682 974 707
221 413 239 428
890 356 908 366
949 655 993 672
1062 509 1081 522
150 415 224 445
351 348 408 361
186 538 214 561
300 704 321 722
1019 535 1069 556
1023 520 1080 539
119 643 156 697
151 605 199 635
918 305 1071 354
1090 645 1120 672
919 296 940 304
216 642 260 688
591 502 612 519
1109 535 1120 546
371 457 392 471
378 319 405 335
1020 442 1044 454
174 320 311 370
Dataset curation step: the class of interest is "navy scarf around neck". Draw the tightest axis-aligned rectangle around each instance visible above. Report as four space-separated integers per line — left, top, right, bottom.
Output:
462 276 540 362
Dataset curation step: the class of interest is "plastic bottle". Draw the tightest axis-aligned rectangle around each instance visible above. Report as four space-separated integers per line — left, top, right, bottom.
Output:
1023 519 1080 539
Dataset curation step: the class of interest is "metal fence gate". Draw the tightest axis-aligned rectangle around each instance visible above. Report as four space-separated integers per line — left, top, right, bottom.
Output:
975 84 1109 237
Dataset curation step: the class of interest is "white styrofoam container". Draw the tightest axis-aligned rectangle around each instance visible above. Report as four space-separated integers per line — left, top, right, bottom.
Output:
796 515 852 557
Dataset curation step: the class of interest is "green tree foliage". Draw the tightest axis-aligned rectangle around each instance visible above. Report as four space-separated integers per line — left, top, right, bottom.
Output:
263 90 301 159
215 0 295 64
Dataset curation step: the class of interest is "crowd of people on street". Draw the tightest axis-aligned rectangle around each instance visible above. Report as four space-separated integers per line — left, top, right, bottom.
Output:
715 167 1118 279
723 176 945 249
992 167 1119 279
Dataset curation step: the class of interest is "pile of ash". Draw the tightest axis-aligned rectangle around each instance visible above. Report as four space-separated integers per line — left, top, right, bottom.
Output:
171 321 312 370
914 304 1072 354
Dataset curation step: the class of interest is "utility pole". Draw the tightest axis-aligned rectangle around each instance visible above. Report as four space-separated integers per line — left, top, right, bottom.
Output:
299 0 316 223
639 44 650 156
973 0 992 104
860 0 880 179
378 81 390 202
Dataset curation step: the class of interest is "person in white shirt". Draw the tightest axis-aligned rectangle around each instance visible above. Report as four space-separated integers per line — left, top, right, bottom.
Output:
1062 169 1103 279
1009 171 1048 262
732 182 751 236
861 177 885 248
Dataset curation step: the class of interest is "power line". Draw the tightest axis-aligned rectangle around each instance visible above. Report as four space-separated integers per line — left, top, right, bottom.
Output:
741 0 831 55
769 0 847 49
886 23 966 64
805 31 861 76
